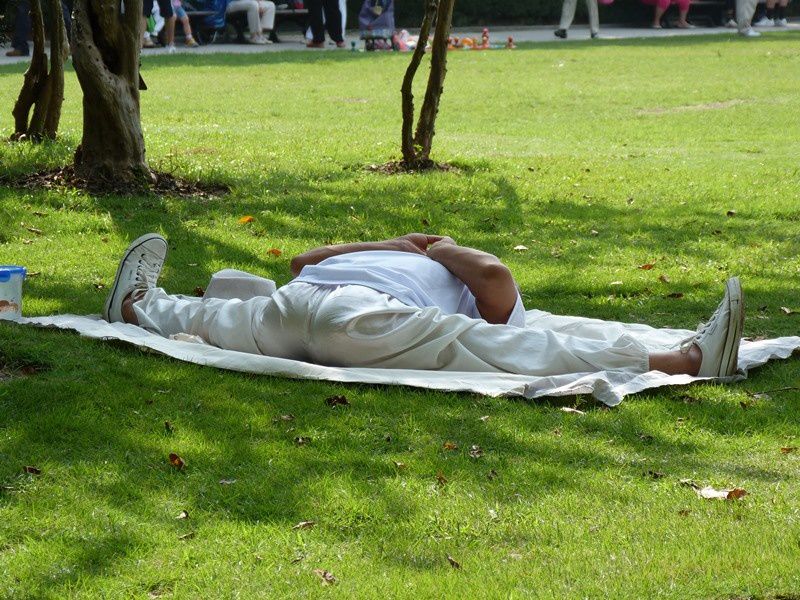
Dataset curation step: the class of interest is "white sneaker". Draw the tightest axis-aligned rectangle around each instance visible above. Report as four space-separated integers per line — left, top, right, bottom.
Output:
167 43 176 53
103 234 168 323
754 16 774 26
739 27 761 37
724 18 737 28
774 17 788 26
682 277 744 378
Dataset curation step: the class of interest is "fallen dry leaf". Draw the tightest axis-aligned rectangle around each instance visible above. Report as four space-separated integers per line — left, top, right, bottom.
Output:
479 415 490 422
468 445 484 459
610 281 623 286
267 248 282 257
32 211 47 217
164 421 174 434
659 274 671 284
667 292 684 299
393 461 407 470
647 470 666 480
93 282 106 290
178 531 195 541
176 510 189 520
638 263 655 270
780 447 797 454
435 472 448 486
193 286 205 297
487 469 499 481
590 229 599 236
513 244 528 251
238 215 255 224
294 436 311 446
26 271 41 277
312 569 337 585
560 407 586 415
292 521 316 530
780 307 796 315
325 395 350 407
168 453 185 470
273 414 295 423
678 509 691 517
442 441 458 451
22 465 42 475
726 209 737 217
25 226 43 235
447 555 461 569
552 428 562 437
219 478 237 485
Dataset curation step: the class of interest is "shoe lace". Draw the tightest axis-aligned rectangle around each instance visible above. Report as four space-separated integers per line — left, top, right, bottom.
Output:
678 302 723 353
134 252 163 291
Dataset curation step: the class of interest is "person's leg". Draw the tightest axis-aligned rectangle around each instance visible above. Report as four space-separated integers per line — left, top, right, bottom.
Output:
257 0 276 34
586 0 600 35
10 0 31 56
227 0 265 42
556 0 578 36
321 0 344 43
775 0 788 23
141 0 155 46
653 0 670 27
737 0 759 31
306 0 326 44
156 0 175 46
306 278 742 378
676 0 692 26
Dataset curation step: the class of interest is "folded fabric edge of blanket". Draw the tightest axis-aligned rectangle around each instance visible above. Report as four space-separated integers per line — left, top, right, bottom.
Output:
14 315 800 408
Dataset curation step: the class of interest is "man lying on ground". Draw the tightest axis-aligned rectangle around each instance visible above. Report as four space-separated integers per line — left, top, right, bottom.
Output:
103 233 744 378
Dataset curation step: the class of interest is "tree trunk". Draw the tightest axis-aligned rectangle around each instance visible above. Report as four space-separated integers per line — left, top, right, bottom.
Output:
71 0 153 185
399 0 455 168
43 0 69 139
11 0 48 139
10 0 69 140
414 0 455 161
400 0 438 165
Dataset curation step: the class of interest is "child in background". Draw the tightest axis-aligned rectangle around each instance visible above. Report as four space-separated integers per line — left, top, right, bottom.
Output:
173 0 200 47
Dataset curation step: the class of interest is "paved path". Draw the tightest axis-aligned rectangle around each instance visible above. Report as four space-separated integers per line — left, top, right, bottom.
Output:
1 22 797 66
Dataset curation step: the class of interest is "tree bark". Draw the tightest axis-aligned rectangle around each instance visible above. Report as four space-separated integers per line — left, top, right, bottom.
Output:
10 0 69 140
43 0 69 139
11 0 48 139
72 0 153 185
400 0 438 165
414 0 455 161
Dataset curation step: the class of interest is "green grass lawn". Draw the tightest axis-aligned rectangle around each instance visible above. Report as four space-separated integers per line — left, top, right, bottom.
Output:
1 34 800 598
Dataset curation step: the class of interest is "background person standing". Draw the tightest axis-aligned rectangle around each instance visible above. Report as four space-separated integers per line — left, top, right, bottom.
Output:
554 0 600 39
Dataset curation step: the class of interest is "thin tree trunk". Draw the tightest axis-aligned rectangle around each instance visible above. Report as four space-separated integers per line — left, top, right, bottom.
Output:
72 0 153 184
43 0 69 139
400 0 438 165
11 0 48 139
413 0 455 162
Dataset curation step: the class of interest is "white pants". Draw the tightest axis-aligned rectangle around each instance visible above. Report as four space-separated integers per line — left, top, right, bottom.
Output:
736 0 758 31
559 0 599 34
227 0 276 33
133 282 650 376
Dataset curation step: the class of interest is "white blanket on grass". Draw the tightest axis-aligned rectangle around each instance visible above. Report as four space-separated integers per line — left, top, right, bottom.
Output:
17 314 800 407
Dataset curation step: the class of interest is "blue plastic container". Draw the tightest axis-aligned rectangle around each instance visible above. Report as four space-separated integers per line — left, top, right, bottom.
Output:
0 266 26 320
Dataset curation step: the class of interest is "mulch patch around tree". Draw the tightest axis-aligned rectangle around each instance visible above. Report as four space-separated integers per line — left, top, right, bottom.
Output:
366 160 459 175
2 165 229 198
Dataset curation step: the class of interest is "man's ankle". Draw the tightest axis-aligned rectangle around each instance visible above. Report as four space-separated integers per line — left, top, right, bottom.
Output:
121 291 143 325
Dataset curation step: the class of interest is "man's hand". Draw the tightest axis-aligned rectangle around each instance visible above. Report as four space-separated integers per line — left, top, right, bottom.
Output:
290 233 453 276
392 233 449 255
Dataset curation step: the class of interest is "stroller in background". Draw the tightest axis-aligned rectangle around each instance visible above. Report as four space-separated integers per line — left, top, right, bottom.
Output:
359 0 395 50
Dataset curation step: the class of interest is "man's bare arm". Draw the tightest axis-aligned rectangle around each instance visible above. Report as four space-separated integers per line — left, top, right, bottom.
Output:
426 239 519 324
290 233 443 277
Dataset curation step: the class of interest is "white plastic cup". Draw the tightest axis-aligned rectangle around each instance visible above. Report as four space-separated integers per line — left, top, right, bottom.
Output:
0 266 26 321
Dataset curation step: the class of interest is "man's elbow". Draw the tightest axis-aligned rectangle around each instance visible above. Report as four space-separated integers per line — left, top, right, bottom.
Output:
290 256 305 277
481 262 514 287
